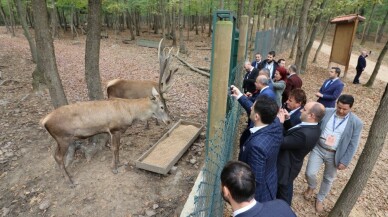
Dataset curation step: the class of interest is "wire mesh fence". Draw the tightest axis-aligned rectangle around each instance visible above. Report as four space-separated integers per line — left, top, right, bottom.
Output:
254 27 297 58
186 26 296 217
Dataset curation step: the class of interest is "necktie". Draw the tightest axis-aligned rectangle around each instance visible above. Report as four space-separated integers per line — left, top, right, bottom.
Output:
325 80 333 88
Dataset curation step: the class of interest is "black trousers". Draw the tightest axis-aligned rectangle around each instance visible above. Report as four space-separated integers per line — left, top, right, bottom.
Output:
353 68 363 83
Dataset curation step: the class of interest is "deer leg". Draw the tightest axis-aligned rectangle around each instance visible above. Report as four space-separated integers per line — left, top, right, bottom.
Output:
155 118 160 126
145 120 150 130
53 137 75 187
111 131 121 174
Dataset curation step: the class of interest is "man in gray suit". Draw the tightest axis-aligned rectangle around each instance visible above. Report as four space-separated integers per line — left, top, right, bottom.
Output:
304 95 363 212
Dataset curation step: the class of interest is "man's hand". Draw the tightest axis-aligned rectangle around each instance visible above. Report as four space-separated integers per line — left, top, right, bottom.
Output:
277 109 288 123
230 85 242 99
337 163 347 170
315 92 323 98
245 92 252 97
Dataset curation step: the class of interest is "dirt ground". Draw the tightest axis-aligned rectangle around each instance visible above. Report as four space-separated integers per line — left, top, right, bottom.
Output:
0 27 210 217
1 26 388 217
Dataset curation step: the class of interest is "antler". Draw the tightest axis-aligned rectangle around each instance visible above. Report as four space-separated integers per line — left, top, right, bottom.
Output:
157 39 179 112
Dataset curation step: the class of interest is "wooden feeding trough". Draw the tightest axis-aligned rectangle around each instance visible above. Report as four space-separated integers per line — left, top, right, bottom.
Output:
135 120 204 175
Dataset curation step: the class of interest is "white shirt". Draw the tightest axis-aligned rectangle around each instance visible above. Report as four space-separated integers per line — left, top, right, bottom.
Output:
319 112 350 150
249 125 268 134
260 86 269 93
233 199 257 217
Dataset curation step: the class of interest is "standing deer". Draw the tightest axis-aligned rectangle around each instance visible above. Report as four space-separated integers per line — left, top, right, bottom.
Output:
106 39 178 128
40 88 170 186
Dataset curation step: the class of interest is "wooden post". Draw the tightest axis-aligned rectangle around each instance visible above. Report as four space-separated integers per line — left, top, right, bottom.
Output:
207 21 233 145
237 15 249 64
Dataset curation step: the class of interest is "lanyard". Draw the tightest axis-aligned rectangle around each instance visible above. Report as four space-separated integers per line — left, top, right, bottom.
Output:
332 113 349 132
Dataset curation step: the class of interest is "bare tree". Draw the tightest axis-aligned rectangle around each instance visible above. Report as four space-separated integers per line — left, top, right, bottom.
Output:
32 0 68 108
179 0 187 53
294 0 313 72
360 2 377 45
364 39 388 87
329 82 388 217
14 0 37 63
377 9 388 43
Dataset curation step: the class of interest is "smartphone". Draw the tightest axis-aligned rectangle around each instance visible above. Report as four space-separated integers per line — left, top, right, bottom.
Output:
230 86 234 94
281 102 287 109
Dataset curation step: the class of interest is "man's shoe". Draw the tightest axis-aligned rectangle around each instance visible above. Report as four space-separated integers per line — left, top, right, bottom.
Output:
303 188 314 200
315 199 324 213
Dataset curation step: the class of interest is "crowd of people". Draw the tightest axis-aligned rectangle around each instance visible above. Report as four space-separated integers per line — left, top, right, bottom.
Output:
221 51 364 216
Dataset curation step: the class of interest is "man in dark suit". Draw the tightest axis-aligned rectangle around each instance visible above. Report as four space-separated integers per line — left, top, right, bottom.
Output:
258 51 278 79
236 95 283 202
276 102 325 205
282 88 307 131
243 61 259 93
231 76 277 155
315 67 344 108
251 53 262 69
221 161 297 217
282 65 302 104
353 50 369 84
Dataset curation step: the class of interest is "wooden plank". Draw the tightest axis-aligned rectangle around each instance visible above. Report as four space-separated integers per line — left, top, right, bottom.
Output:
135 119 204 174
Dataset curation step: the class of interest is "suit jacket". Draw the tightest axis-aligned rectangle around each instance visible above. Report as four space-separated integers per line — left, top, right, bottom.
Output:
277 125 321 185
317 78 344 108
243 68 259 93
283 108 302 131
251 60 262 69
319 108 363 166
238 87 277 116
282 74 303 104
240 119 283 202
236 200 296 217
356 55 366 70
258 60 279 79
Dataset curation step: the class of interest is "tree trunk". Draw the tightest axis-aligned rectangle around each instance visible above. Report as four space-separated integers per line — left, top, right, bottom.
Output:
126 9 135 40
32 0 68 108
14 0 37 63
179 0 187 53
171 5 177 46
6 0 15 36
300 0 328 73
62 8 67 32
50 0 60 38
0 5 12 33
161 0 166 40
195 12 199 35
294 0 312 72
84 0 107 158
312 19 330 63
289 32 298 59
364 39 388 87
135 9 140 36
377 10 388 43
360 2 377 45
85 0 103 101
329 83 388 217
208 7 212 37
237 0 244 27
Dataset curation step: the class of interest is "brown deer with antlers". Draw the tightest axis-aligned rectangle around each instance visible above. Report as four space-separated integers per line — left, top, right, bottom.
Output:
106 40 178 128
40 88 170 186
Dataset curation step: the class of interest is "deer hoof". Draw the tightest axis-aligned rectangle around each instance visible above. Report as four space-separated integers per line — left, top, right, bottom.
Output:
112 168 118 174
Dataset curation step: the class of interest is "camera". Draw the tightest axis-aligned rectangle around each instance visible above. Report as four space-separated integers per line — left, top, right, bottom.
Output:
230 86 234 94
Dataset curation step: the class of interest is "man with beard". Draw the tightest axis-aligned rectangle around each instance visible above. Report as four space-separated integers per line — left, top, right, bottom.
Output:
221 161 296 217
258 51 278 79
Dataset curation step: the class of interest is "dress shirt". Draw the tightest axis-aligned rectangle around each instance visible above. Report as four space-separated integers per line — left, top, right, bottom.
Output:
319 112 350 150
233 199 257 217
249 125 268 134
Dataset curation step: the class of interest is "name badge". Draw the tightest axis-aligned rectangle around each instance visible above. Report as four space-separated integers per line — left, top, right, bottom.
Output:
326 135 336 147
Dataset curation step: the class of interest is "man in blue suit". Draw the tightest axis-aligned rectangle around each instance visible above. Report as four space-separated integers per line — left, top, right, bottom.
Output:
315 67 344 108
231 76 277 158
221 160 296 217
282 88 307 131
236 95 283 202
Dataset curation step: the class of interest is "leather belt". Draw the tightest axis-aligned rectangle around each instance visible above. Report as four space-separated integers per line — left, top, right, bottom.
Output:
319 144 336 153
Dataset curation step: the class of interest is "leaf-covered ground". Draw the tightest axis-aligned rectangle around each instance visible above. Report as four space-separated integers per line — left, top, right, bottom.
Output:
0 26 387 217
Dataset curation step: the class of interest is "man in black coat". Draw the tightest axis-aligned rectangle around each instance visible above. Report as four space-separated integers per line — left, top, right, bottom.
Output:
243 61 259 93
353 50 369 84
276 102 326 205
258 50 278 79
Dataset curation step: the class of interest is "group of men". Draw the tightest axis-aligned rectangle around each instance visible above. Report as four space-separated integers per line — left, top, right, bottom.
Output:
221 51 364 216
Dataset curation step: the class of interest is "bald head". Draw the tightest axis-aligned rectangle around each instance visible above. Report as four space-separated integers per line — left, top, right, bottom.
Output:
306 102 325 122
259 68 270 79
